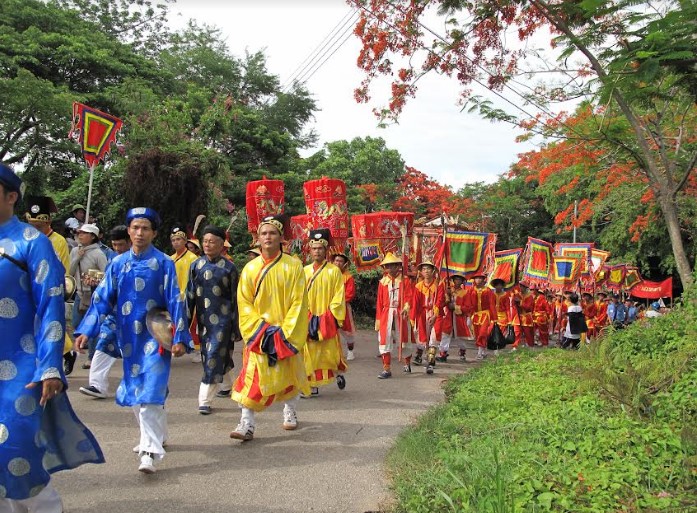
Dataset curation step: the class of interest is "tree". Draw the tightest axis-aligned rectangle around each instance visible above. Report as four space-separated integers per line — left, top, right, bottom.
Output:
0 0 159 182
303 136 406 212
349 0 697 287
392 165 470 218
515 103 696 275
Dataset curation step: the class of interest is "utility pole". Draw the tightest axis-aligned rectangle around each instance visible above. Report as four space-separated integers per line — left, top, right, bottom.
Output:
573 200 578 243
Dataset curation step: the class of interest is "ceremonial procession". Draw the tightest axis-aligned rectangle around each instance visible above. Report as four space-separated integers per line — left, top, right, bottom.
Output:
1 0 695 512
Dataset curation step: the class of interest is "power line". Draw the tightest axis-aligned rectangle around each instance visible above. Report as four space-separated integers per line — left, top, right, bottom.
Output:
281 8 358 91
292 12 358 87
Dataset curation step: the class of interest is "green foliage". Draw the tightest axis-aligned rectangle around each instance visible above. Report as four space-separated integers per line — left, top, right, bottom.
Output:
303 137 406 213
387 290 697 512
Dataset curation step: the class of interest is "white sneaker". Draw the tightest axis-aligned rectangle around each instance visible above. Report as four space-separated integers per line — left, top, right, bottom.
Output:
191 351 202 363
229 421 254 441
138 452 156 474
283 407 298 431
346 350 355 361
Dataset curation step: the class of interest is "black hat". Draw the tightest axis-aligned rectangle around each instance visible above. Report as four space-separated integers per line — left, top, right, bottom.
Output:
258 214 287 235
202 225 226 241
24 196 58 222
490 278 506 287
308 228 332 247
170 223 187 240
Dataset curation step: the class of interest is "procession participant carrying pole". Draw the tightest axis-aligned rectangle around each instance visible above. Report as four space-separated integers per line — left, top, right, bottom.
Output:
398 220 408 363
440 212 455 337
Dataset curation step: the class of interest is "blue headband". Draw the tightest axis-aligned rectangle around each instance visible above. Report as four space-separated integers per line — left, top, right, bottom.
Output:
0 163 23 198
126 207 161 229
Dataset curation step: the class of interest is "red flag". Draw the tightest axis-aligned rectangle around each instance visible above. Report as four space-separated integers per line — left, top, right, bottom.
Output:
69 102 123 168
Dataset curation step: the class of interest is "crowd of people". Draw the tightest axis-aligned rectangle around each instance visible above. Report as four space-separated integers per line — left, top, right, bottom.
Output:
0 161 668 512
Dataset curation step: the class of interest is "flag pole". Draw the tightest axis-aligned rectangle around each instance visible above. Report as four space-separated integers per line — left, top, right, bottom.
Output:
84 162 96 223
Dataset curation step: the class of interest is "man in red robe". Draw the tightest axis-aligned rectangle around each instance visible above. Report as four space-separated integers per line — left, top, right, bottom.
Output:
464 273 496 360
375 252 415 378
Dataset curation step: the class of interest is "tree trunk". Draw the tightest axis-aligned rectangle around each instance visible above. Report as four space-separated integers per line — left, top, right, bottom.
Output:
656 189 694 288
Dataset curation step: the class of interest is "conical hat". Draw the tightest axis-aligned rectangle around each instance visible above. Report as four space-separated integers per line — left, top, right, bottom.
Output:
417 260 437 270
380 252 402 266
145 307 173 351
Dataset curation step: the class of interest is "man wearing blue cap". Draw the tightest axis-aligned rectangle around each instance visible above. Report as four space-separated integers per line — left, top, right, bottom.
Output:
0 163 104 512
74 206 192 474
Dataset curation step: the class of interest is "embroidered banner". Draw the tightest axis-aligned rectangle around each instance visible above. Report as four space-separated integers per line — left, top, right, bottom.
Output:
590 249 611 275
555 243 593 276
69 102 123 168
548 255 582 291
289 214 311 260
520 237 553 289
412 227 442 266
623 266 642 289
245 177 284 234
303 177 349 242
351 212 413 271
438 230 496 278
489 248 522 289
605 264 627 291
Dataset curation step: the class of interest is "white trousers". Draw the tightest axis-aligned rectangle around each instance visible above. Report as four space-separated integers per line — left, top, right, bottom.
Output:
198 371 233 407
0 483 62 513
132 404 167 459
89 350 117 394
240 395 299 426
438 333 465 353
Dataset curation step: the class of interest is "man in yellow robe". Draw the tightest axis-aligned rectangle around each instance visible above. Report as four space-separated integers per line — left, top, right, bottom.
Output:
24 195 76 372
303 229 347 396
230 215 309 441
170 224 200 360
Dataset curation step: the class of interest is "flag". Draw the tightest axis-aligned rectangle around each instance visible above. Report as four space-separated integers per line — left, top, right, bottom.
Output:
412 226 442 266
520 237 553 289
624 266 642 289
351 212 414 271
489 248 522 289
555 243 593 275
606 264 627 291
69 102 123 168
590 249 611 275
437 230 496 278
548 255 582 291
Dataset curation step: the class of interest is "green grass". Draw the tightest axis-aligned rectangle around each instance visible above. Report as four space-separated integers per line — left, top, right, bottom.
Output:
386 290 697 512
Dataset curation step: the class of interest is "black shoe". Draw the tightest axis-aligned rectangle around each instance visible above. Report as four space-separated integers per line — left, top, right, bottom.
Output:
377 370 392 379
426 364 434 375
336 375 346 390
215 389 231 398
79 385 107 399
198 405 212 415
413 355 423 365
63 351 77 376
435 353 448 363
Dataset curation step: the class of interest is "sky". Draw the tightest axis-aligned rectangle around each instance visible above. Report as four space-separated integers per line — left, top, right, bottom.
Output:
171 0 537 190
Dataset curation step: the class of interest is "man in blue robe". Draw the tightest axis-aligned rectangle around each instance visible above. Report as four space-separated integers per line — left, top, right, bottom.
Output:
74 207 191 474
0 164 103 512
186 225 240 415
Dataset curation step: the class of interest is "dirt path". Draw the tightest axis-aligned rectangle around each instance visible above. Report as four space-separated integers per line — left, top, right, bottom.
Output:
54 331 474 513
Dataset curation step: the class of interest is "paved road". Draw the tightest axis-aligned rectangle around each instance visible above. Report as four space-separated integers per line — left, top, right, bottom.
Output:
54 332 476 513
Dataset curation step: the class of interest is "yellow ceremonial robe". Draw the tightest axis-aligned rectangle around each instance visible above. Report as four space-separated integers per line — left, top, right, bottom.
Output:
49 230 73 354
171 249 198 298
303 261 347 387
232 252 310 411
